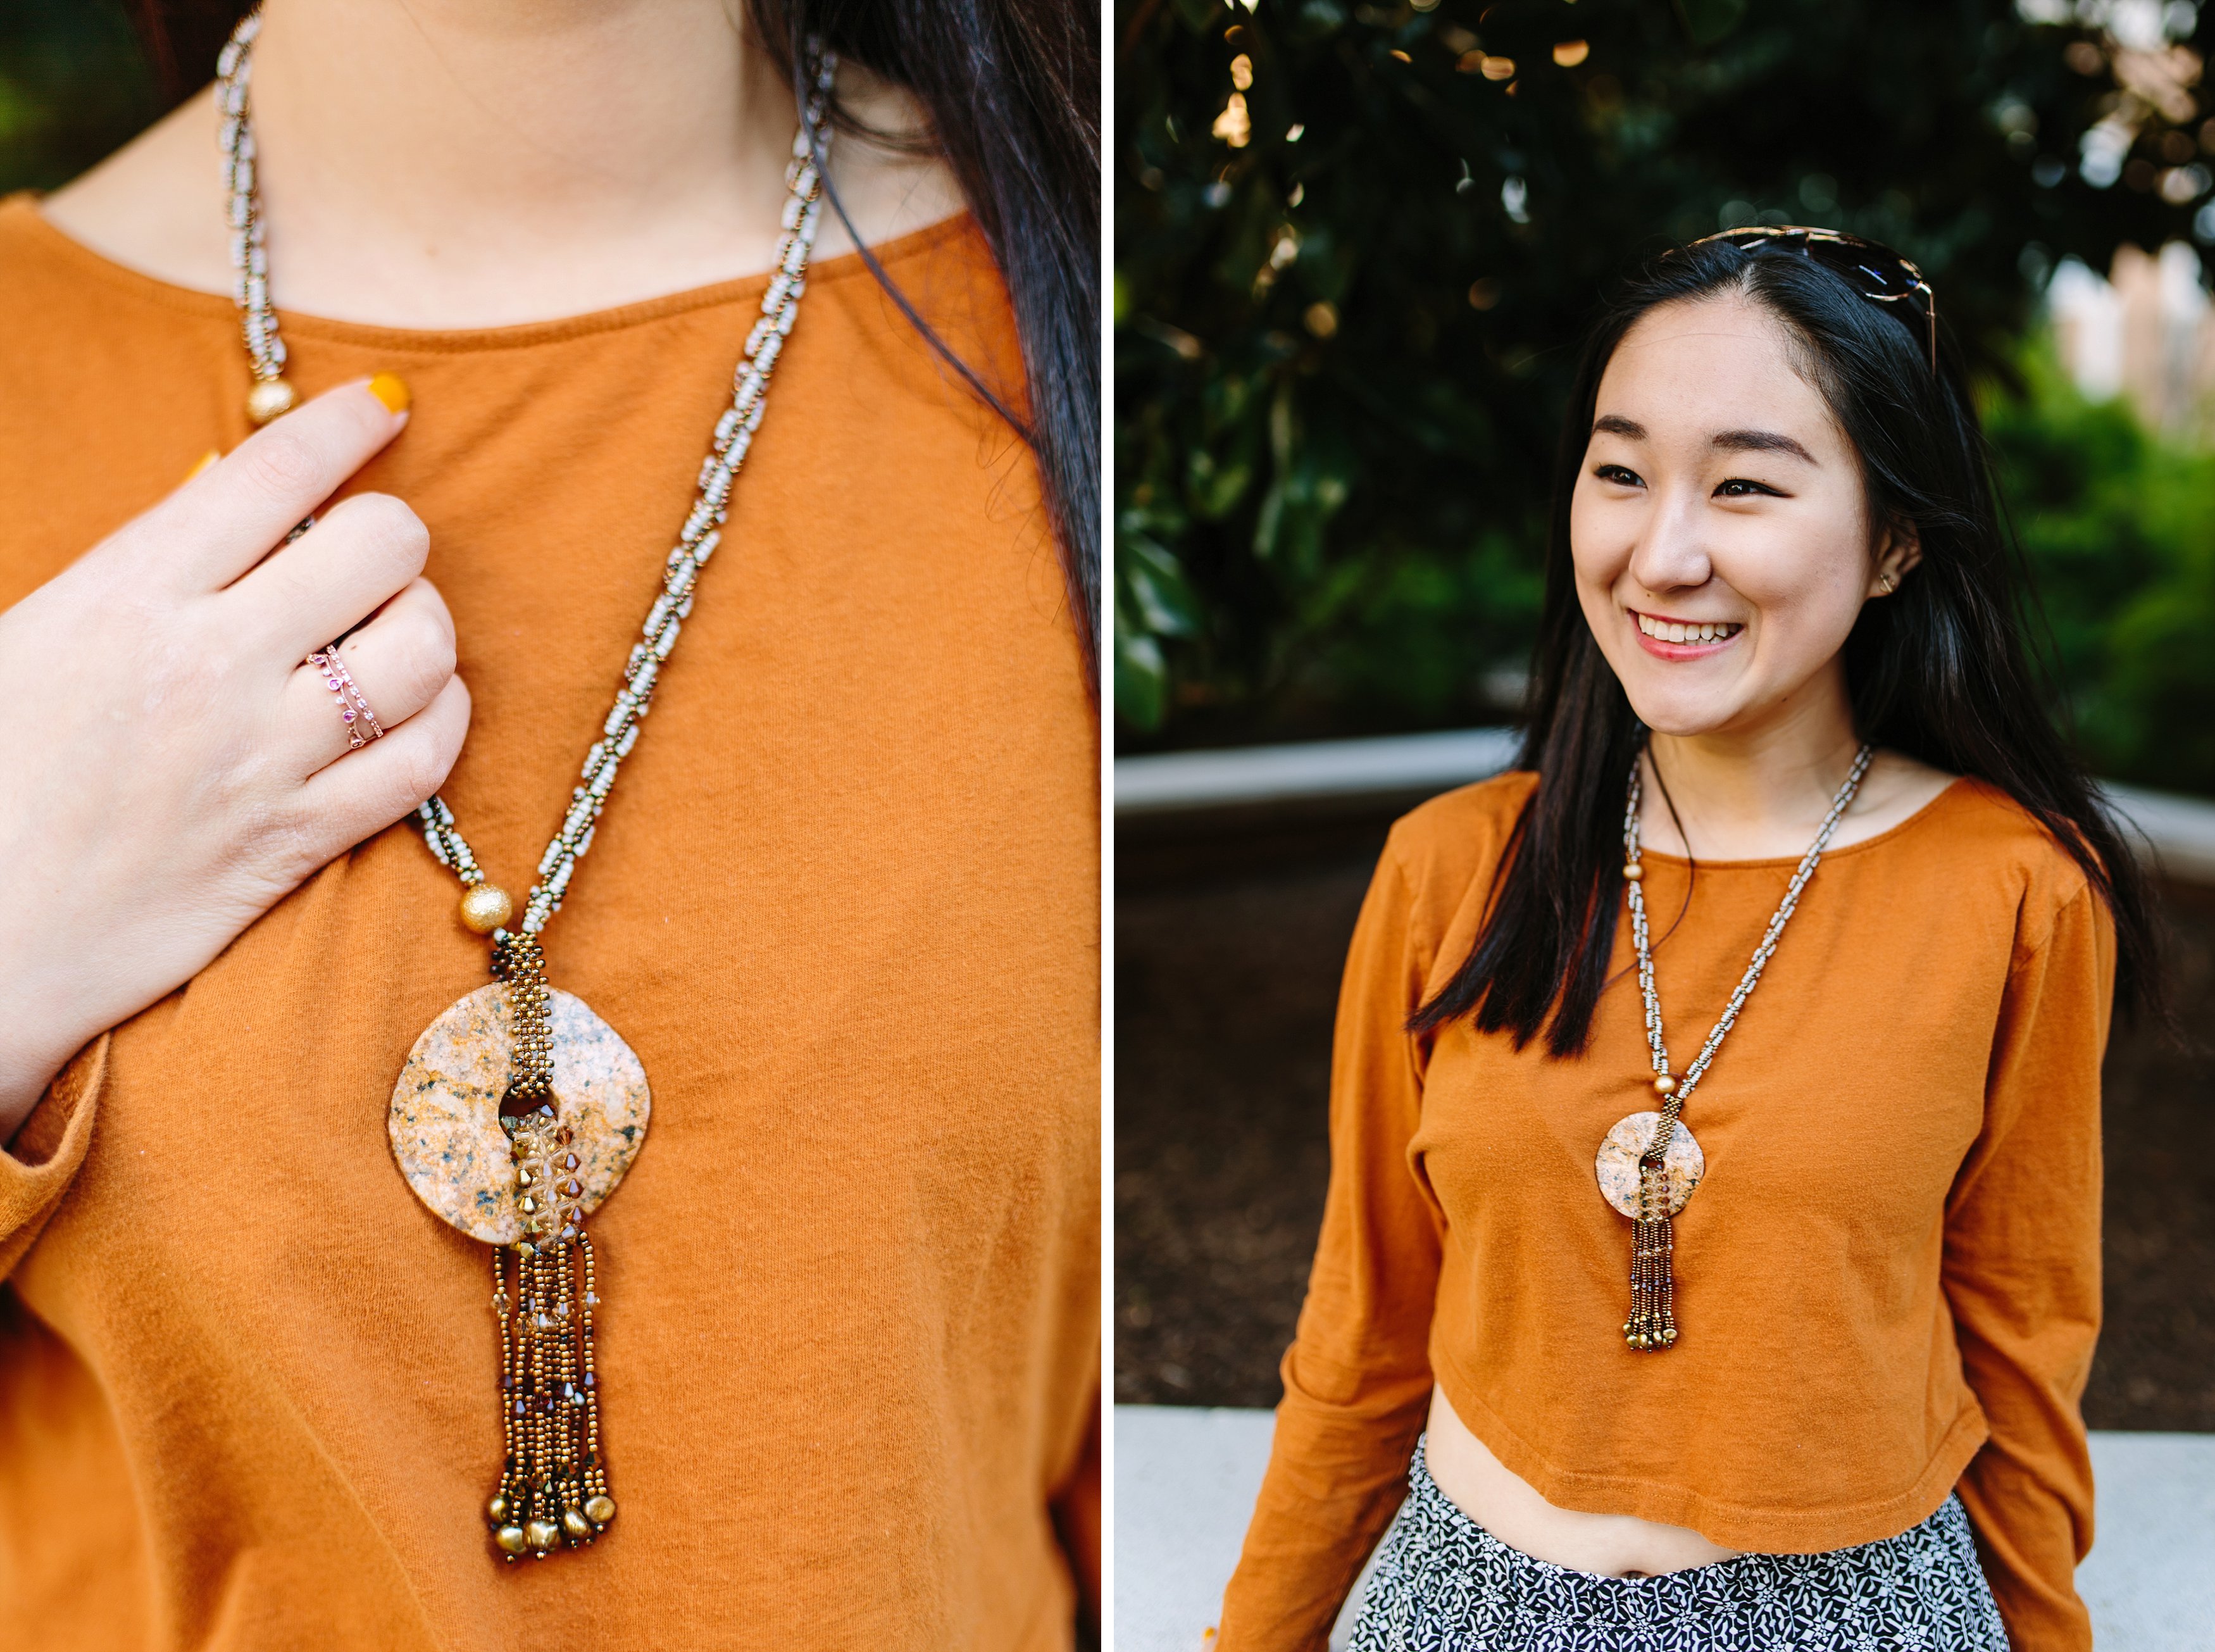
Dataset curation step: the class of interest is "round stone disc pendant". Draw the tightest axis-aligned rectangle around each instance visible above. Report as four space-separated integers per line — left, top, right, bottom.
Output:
389 984 651 1244
1594 1110 1705 1219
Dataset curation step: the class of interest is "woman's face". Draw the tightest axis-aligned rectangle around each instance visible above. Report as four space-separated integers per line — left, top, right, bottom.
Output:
1568 292 1916 740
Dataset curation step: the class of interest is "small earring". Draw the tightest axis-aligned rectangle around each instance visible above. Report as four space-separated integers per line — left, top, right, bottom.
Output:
1878 573 1897 594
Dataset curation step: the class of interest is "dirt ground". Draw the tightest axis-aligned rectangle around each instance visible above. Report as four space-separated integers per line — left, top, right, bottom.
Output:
1115 817 2215 1431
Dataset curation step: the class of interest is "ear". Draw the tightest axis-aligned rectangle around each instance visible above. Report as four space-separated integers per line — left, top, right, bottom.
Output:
1868 516 1922 597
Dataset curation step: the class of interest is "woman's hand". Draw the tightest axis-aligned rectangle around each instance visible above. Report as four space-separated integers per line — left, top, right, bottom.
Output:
0 379 469 1137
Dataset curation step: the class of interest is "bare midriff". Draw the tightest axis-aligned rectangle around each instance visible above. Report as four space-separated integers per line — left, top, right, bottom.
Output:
1424 1388 1742 1577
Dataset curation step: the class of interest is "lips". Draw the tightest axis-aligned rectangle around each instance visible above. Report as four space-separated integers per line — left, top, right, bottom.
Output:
1635 611 1743 644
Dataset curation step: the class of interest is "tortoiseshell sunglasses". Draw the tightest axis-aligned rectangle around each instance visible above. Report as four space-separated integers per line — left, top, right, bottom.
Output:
1687 225 1938 373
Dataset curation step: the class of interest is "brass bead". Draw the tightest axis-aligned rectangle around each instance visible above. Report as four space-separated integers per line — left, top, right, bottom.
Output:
583 1494 616 1526
1652 1073 1677 1096
1623 861 1644 881
526 1518 561 1553
494 1524 528 1556
460 884 516 934
246 377 298 424
561 1506 593 1541
487 1493 511 1523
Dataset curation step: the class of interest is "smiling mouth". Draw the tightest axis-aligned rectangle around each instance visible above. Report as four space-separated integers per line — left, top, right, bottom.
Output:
1634 611 1743 645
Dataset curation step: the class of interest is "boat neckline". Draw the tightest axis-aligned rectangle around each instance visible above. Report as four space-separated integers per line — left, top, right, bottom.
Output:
1625 775 1969 870
1 192 977 352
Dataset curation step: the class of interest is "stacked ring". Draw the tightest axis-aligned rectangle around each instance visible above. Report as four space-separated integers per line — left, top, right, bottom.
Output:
309 646 385 748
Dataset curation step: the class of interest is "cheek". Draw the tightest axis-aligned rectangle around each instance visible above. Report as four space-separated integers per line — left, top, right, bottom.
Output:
1720 516 1870 654
1567 479 1630 588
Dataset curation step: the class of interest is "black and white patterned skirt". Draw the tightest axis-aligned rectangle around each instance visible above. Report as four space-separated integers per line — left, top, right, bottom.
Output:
1347 1438 2010 1651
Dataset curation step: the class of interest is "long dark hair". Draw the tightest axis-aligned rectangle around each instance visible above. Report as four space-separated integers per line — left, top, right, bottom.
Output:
130 0 1100 695
1411 237 2161 1054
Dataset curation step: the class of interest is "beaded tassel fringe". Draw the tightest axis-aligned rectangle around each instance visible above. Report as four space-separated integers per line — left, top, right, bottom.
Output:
1625 1184 1678 1352
485 935 615 1560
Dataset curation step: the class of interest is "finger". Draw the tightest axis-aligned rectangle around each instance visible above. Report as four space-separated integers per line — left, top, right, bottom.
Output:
156 376 411 591
235 490 431 660
291 673 472 870
280 579 456 777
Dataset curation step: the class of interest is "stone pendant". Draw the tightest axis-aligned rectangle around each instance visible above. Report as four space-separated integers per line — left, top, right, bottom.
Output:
388 984 651 1244
1594 1110 1704 1219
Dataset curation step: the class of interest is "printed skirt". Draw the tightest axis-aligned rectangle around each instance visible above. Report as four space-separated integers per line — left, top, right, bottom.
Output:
1347 1438 2011 1652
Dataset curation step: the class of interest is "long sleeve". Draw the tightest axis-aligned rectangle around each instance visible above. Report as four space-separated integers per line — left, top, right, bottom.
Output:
0 1036 105 1279
1945 880 2112 1652
1216 841 1445 1652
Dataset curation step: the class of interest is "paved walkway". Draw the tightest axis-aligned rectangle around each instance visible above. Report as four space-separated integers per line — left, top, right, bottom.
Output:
1114 1405 2215 1651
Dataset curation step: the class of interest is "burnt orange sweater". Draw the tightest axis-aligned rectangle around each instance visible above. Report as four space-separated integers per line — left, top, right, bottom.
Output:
0 198 1097 1650
1218 771 2109 1652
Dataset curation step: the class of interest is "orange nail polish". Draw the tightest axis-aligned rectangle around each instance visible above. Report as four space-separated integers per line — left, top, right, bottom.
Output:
184 449 220 482
367 372 411 415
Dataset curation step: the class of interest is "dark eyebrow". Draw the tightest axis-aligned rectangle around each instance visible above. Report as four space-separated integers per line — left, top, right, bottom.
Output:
1592 414 1645 439
1710 429 1817 464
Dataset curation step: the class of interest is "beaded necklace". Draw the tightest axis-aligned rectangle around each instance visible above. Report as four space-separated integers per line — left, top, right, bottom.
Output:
216 10 835 1561
1595 743 1871 1351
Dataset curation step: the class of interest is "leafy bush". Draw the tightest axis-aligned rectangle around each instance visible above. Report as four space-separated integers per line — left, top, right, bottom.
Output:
1993 343 2215 793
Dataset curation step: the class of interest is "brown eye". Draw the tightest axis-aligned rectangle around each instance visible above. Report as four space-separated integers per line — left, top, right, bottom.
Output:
1595 465 1642 487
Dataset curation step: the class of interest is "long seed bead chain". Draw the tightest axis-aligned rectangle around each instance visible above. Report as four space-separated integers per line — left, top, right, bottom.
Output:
1618 741 1873 1350
413 70 835 942
1622 742 1873 1154
218 11 837 940
215 13 294 424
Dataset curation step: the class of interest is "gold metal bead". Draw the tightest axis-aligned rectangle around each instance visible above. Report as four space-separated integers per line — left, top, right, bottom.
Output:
246 377 298 424
494 1524 528 1556
487 1494 511 1523
526 1518 561 1553
1652 1073 1677 1096
459 884 515 934
1623 862 1644 881
583 1494 616 1526
561 1506 593 1541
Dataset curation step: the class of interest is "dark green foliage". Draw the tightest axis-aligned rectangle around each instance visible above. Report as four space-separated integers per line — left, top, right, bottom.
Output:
0 1 161 196
1988 345 2215 794
1116 0 2215 753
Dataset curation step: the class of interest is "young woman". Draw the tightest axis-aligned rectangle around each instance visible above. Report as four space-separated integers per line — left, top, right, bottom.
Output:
1216 230 2149 1652
0 3 1097 1647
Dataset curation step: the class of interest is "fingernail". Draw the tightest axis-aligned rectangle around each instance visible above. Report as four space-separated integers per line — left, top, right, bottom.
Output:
184 448 220 483
367 372 411 415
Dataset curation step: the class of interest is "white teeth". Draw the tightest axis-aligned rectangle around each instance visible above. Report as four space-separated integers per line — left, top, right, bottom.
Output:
1637 613 1738 644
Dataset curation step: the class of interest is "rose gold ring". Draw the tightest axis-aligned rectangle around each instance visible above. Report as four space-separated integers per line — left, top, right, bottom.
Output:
308 646 384 749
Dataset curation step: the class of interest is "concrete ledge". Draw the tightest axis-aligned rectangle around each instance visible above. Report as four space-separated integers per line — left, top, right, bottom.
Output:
1115 730 2215 885
1115 730 1519 815
1113 1405 2215 1652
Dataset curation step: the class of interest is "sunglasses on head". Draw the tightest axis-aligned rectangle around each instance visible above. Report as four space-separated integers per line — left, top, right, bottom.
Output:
1685 225 1938 373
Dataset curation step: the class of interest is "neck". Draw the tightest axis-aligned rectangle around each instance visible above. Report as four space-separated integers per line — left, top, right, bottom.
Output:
42 0 965 328
248 0 798 325
1640 665 1864 859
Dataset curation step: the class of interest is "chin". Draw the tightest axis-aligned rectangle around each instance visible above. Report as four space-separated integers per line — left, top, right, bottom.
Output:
1618 680 1742 739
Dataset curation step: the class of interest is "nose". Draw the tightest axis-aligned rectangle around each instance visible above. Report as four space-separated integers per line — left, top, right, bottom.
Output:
1625 485 1714 596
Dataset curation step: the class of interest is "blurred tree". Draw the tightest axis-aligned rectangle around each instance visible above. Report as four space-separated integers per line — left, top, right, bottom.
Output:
0 0 162 196
1988 339 2215 792
1116 0 2215 750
